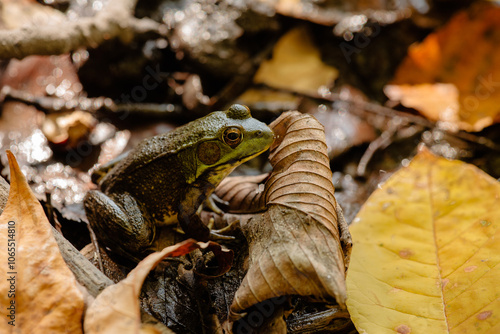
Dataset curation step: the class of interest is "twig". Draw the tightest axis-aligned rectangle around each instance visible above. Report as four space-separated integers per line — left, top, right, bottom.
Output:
287 305 351 333
0 0 166 59
52 226 113 297
0 85 182 117
356 128 395 176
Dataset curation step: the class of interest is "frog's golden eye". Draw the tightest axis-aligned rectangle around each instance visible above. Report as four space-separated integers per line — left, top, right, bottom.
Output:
223 127 242 148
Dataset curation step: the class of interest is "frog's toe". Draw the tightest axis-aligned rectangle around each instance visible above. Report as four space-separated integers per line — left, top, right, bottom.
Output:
209 231 236 241
208 220 240 240
204 194 229 215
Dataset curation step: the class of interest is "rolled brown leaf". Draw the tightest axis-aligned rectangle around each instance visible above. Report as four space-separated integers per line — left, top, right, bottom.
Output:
222 111 351 322
266 111 340 241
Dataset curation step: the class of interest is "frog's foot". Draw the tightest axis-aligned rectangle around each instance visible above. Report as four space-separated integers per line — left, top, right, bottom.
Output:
179 190 232 242
203 194 229 215
209 219 239 241
174 217 239 240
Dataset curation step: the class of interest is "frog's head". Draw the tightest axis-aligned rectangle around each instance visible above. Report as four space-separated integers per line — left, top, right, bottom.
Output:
194 104 274 184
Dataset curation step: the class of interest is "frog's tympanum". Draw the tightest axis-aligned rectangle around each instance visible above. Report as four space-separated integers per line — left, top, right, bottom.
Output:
84 104 274 262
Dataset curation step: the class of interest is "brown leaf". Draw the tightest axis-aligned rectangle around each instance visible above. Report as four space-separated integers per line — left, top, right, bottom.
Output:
230 205 348 321
0 151 84 333
1 54 81 97
215 174 268 213
266 112 339 236
0 0 65 30
84 240 233 334
224 111 350 321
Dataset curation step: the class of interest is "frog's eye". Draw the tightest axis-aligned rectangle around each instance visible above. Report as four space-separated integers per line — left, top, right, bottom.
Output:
223 127 242 148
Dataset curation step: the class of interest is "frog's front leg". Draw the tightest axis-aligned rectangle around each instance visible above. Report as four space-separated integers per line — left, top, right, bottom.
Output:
84 190 156 262
178 186 212 242
179 184 236 241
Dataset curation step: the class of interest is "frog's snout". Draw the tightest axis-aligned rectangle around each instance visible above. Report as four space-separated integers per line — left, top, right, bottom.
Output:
252 127 274 145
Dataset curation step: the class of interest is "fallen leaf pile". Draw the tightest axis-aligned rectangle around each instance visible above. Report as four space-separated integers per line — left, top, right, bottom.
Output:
2 0 500 333
346 147 500 333
386 3 500 131
84 240 230 334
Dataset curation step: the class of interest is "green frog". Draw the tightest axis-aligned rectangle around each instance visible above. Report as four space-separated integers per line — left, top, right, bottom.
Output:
84 104 274 262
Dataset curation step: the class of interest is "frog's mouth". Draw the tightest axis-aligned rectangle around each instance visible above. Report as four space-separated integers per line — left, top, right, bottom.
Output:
230 147 270 165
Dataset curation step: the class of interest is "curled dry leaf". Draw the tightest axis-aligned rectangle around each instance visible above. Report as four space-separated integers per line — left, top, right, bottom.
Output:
84 240 233 334
0 151 84 333
221 111 351 321
265 111 340 235
215 174 268 213
347 147 500 333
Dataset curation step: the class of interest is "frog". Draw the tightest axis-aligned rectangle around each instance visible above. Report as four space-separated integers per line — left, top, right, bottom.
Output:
84 104 274 262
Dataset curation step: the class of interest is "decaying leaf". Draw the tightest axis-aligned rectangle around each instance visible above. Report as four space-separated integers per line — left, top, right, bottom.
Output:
253 27 338 95
346 147 500 333
0 151 84 333
84 240 233 334
223 111 351 321
388 3 500 131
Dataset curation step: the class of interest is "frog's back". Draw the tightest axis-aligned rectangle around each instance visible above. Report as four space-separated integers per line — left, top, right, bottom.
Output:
100 111 225 191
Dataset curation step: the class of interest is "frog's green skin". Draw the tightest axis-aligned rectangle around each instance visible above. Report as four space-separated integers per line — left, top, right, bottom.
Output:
84 104 274 262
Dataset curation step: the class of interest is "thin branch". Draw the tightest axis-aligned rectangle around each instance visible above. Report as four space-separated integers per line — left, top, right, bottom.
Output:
0 85 182 117
356 128 395 176
0 0 166 59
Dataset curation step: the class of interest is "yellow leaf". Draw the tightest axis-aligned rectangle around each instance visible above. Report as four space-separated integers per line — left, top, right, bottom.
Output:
0 151 84 333
253 27 338 95
346 147 500 333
